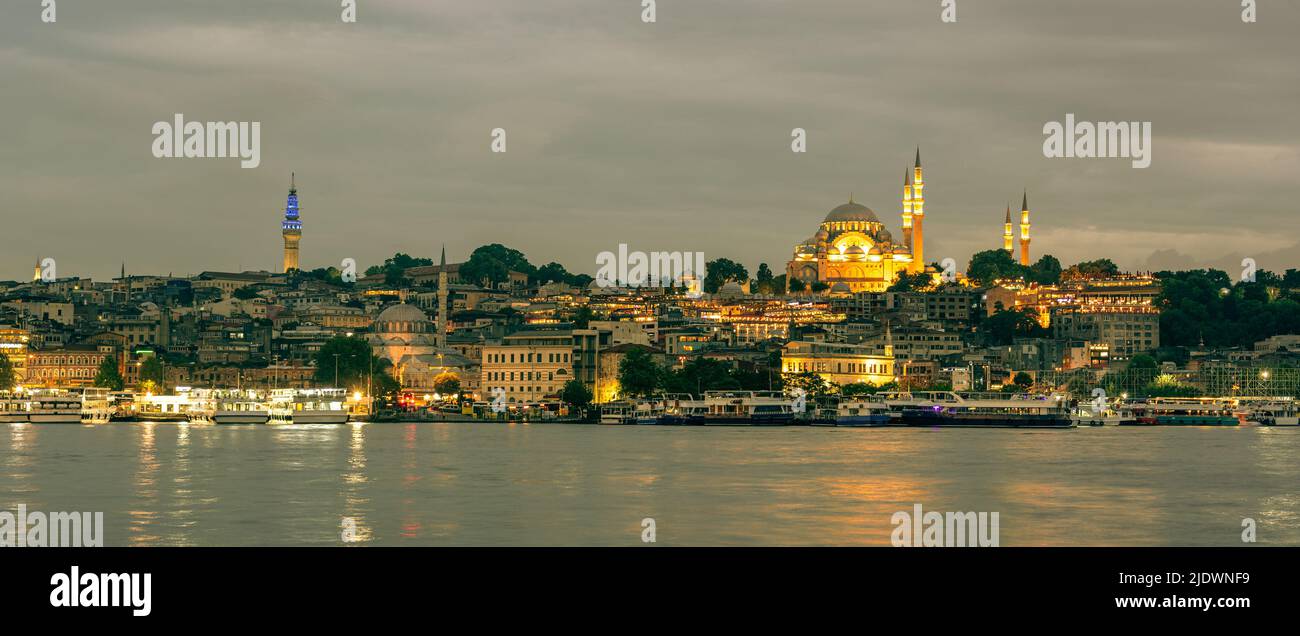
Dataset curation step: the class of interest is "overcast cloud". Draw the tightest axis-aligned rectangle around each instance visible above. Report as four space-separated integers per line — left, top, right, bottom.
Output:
2 0 1298 281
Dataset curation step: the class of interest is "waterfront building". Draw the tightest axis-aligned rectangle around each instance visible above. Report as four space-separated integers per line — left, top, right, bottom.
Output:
25 344 117 388
781 340 896 386
481 330 575 403
281 174 302 273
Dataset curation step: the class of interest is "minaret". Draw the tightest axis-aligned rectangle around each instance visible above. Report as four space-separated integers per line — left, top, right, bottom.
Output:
436 245 448 349
1003 204 1014 253
1019 191 1031 266
901 168 914 250
281 173 302 273
32 256 41 282
910 148 925 273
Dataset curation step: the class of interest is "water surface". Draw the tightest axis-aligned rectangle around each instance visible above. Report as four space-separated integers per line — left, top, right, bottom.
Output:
3 422 1296 546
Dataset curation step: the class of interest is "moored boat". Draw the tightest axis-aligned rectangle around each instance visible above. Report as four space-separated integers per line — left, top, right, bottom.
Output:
268 388 350 424
835 399 892 427
888 391 1073 428
1122 397 1240 426
703 391 796 425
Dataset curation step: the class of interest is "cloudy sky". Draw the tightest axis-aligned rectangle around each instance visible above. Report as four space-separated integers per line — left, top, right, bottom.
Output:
3 0 1298 282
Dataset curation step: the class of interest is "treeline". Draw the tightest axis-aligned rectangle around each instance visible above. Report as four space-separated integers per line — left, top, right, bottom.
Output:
1157 269 1300 349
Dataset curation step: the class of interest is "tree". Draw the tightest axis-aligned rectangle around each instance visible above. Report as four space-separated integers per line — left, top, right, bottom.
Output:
982 307 1046 346
0 355 15 391
788 277 807 293
233 286 261 300
560 379 593 411
1062 259 1119 280
94 357 125 391
888 270 932 292
703 258 748 293
139 356 165 388
1027 255 1063 285
618 347 662 398
1012 372 1033 388
433 372 461 398
753 263 776 294
782 370 833 397
662 358 739 395
966 249 1026 286
314 336 387 390
461 244 535 288
571 305 595 329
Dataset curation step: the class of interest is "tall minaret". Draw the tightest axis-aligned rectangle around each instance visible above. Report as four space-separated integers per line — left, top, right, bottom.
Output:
910 148 925 273
281 173 302 273
901 168 914 250
1003 204 1014 253
1019 191 1031 266
436 245 448 349
32 256 41 282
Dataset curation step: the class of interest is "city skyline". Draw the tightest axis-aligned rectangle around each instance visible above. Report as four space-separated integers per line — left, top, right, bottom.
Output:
4 1 1299 282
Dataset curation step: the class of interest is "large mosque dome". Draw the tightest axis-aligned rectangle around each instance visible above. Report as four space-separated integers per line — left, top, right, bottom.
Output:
823 201 880 224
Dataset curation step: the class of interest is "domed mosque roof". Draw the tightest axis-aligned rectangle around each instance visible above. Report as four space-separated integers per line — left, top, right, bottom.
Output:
824 201 880 224
376 303 430 326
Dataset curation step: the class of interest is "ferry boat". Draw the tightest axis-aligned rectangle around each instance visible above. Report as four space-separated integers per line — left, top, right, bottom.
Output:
25 390 84 424
0 393 31 423
1123 397 1241 426
660 394 707 425
209 389 271 425
80 388 114 424
1070 399 1135 426
598 400 663 425
268 388 350 425
702 391 796 425
1230 397 1298 426
888 391 1073 428
835 399 892 427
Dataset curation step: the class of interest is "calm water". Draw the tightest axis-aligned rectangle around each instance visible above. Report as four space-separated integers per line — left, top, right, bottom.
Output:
3 422 1298 546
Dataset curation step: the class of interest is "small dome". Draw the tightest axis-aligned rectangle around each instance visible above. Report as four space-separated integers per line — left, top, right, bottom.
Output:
868 246 882 255
717 281 745 298
823 201 880 224
844 245 865 255
877 229 893 243
815 228 829 240
830 282 851 293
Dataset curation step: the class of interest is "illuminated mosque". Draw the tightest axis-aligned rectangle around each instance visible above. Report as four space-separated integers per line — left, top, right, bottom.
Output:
786 150 932 293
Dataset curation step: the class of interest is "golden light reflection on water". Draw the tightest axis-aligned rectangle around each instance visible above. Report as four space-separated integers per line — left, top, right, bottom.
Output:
128 422 160 546
5 423 1299 545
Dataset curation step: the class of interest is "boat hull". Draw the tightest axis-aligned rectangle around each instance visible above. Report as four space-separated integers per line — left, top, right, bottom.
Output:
902 410 1073 428
290 411 350 424
704 414 794 426
835 415 892 427
214 411 269 425
28 413 83 424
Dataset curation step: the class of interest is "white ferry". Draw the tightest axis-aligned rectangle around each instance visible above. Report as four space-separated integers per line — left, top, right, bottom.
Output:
0 393 31 423
887 391 1073 428
80 388 114 424
268 388 350 425
208 389 271 425
661 394 708 425
26 390 84 424
1230 397 1298 426
703 391 796 425
1123 397 1241 426
599 400 663 425
835 399 892 427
